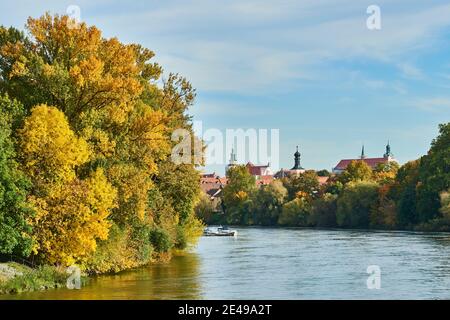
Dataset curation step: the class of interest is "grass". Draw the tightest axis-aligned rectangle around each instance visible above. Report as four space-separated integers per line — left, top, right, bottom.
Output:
0 263 70 294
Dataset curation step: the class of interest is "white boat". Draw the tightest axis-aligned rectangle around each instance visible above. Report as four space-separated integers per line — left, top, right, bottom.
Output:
203 226 237 237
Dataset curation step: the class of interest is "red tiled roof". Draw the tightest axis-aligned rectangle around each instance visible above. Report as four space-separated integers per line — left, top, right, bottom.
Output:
246 162 270 176
334 158 388 170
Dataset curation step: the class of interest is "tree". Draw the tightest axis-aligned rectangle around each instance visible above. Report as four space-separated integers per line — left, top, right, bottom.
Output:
278 198 311 226
29 169 117 266
251 180 287 225
339 160 373 184
18 105 90 189
416 123 450 222
222 165 256 224
317 169 330 177
395 160 420 227
0 95 33 256
195 192 216 223
336 181 379 228
440 189 450 218
370 184 397 229
373 162 399 184
309 193 338 227
19 105 117 266
1 14 203 271
283 170 320 200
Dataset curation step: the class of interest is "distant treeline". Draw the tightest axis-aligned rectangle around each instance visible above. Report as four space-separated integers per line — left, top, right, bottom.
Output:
196 123 450 231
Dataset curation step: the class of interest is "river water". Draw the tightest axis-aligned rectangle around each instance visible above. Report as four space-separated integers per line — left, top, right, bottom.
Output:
3 227 450 299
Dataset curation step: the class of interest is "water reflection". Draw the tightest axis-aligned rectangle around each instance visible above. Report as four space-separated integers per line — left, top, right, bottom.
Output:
1 252 202 300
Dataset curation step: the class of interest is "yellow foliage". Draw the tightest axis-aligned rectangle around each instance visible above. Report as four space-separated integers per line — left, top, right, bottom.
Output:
19 105 90 187
235 190 248 201
30 169 117 266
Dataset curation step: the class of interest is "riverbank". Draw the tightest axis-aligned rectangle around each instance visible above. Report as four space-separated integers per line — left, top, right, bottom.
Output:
0 262 69 294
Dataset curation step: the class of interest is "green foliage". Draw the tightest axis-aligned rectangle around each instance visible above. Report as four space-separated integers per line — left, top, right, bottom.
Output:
0 264 69 294
283 170 320 200
195 192 217 223
416 123 450 222
440 190 450 217
0 95 33 256
339 160 373 184
150 228 173 253
278 198 311 226
316 169 330 177
336 181 379 228
222 165 256 224
309 193 338 227
250 180 288 225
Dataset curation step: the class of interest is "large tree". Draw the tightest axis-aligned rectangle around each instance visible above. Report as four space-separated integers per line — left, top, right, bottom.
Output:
0 94 33 256
416 123 450 222
0 14 202 270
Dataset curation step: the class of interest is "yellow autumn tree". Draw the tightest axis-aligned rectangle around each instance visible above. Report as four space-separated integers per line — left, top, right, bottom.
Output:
30 169 116 266
1 14 203 272
19 104 90 189
19 105 117 266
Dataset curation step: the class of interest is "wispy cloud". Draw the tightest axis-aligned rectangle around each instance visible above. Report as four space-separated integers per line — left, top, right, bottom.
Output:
410 97 450 112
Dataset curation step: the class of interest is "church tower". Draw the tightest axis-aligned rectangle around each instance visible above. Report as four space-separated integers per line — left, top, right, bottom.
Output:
291 146 304 170
383 140 393 159
225 148 237 175
360 145 366 159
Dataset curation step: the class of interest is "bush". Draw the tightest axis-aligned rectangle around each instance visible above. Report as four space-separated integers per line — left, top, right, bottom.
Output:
149 228 172 253
336 181 379 228
309 193 337 227
278 198 311 226
0 264 69 294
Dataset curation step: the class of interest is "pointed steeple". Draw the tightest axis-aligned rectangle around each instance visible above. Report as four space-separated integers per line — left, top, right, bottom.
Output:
360 144 366 159
229 148 237 165
384 140 392 158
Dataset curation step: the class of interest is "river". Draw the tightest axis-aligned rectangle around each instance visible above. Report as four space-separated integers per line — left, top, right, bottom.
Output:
2 227 450 299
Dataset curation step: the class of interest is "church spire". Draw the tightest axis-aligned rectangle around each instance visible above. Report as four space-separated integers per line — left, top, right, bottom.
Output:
384 140 392 158
229 148 237 165
360 144 366 159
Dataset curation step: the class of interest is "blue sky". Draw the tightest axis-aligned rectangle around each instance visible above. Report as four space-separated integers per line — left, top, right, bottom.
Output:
1 0 450 174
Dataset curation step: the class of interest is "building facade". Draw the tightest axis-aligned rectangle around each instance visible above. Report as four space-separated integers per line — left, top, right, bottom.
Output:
332 142 397 174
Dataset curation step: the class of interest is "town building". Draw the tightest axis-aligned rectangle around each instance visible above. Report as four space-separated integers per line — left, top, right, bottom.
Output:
332 142 397 174
274 146 306 178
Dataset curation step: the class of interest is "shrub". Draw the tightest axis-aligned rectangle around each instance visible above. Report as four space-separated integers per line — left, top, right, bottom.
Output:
149 228 172 253
336 181 379 228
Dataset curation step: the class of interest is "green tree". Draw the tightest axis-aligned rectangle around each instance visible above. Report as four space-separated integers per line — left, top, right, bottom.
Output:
394 160 420 227
0 95 33 256
251 180 287 225
195 192 217 223
336 181 379 228
283 170 320 200
278 198 311 226
316 169 330 177
339 160 373 184
222 165 256 224
440 189 450 218
373 162 399 184
309 193 338 227
416 123 450 223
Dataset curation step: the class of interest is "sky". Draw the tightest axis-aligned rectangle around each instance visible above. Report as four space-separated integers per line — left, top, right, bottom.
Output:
1 0 449 175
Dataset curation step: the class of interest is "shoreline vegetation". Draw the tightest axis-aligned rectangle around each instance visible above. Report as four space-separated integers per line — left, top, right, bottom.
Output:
196 123 450 234
0 13 203 294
